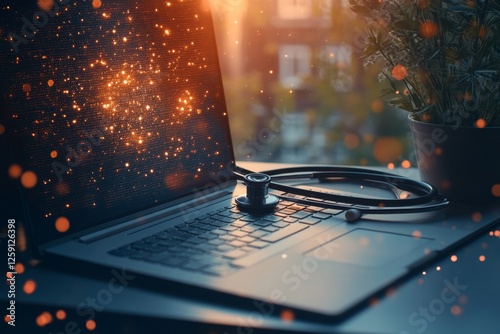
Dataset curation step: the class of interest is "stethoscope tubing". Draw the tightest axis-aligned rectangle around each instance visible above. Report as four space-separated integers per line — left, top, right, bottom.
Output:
234 165 449 216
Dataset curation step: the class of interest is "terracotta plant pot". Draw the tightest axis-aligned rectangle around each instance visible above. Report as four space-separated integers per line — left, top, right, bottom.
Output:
409 116 500 204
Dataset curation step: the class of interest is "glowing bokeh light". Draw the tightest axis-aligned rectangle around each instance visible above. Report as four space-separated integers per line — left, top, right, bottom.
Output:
450 255 458 263
56 310 67 320
21 171 38 188
23 279 37 295
86 319 97 331
55 217 71 233
419 21 438 38
391 64 408 81
8 164 23 179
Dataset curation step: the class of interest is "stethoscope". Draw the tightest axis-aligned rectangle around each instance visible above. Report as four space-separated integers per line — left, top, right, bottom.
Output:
233 166 449 222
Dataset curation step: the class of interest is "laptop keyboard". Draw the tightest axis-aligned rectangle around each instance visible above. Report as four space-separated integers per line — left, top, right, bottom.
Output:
108 198 343 277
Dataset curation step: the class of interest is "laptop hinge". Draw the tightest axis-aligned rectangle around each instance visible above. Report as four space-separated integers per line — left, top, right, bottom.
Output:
79 189 233 244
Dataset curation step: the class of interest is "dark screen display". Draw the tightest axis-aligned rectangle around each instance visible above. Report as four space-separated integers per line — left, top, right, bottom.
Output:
0 0 235 245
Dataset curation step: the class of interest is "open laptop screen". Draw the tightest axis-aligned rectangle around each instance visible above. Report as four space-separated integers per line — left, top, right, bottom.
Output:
0 0 235 246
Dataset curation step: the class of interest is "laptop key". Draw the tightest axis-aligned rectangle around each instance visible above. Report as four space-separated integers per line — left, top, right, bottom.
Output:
202 264 238 276
228 240 246 248
161 256 187 267
223 249 247 259
272 221 290 228
249 230 268 238
262 225 279 233
239 236 256 243
109 247 137 257
248 240 270 249
300 218 321 225
290 211 311 219
261 223 309 243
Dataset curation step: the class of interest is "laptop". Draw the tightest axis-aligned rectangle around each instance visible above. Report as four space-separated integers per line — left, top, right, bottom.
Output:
1 0 498 321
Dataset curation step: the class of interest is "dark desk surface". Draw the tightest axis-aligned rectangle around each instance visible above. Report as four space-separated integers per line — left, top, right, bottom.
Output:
2 163 500 334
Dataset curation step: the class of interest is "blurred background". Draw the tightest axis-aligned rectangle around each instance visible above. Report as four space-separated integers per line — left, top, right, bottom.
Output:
210 0 413 168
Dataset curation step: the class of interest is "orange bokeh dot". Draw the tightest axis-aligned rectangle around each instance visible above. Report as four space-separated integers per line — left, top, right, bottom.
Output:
373 137 403 164
23 279 37 295
450 305 462 316
401 160 411 169
344 133 360 149
50 150 58 158
479 255 486 262
92 0 102 9
475 118 487 128
471 212 482 222
55 217 71 233
15 263 25 274
412 230 422 239
371 99 384 113
47 79 55 87
387 163 395 170
0 124 5 135
21 171 38 188
36 311 53 327
280 309 295 323
435 147 443 155
419 21 438 38
391 64 408 81
22 83 32 92
8 164 23 179
55 310 67 320
86 319 97 331
491 184 500 197
451 255 458 262
4 314 11 323
38 0 54 11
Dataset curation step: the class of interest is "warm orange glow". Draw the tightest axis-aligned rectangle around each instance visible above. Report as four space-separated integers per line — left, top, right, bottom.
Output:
450 305 462 316
15 263 25 274
359 237 370 247
23 279 37 295
492 184 500 197
387 163 395 170
417 0 430 9
56 310 67 320
373 137 403 164
0 124 5 135
495 230 500 237
401 160 411 169
471 212 482 222
479 255 486 262
391 64 408 81
50 150 58 159
435 147 443 155
451 255 458 262
92 0 102 9
21 171 38 188
55 217 71 233
419 21 438 38
344 133 360 149
371 99 384 113
8 164 23 179
36 312 53 327
86 319 97 331
475 118 487 128
412 230 422 239
37 0 54 11
22 83 32 92
369 297 379 307
4 315 11 323
47 79 55 87
436 266 441 271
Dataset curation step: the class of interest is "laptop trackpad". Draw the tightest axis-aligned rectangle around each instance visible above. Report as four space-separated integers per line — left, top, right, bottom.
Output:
305 228 433 268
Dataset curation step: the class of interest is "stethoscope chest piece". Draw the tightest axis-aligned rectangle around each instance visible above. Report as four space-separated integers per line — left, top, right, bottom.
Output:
236 173 279 211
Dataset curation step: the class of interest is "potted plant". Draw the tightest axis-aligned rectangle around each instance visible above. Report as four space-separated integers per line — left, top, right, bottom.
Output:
349 0 500 203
